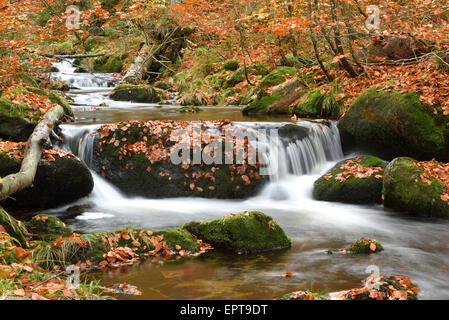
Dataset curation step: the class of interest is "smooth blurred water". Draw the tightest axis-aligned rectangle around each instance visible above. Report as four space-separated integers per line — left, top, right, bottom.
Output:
48 60 449 300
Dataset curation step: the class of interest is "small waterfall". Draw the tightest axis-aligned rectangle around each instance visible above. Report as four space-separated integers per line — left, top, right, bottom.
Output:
60 124 99 167
51 59 112 88
262 121 343 181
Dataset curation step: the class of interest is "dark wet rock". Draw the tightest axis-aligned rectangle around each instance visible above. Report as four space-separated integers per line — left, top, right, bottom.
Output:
338 86 449 162
74 66 89 73
382 157 449 218
182 211 291 254
0 152 93 211
90 120 267 199
313 156 387 204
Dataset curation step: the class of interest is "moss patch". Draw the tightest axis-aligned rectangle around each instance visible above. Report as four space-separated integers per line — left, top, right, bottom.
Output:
313 156 387 204
110 84 163 103
182 211 291 254
382 157 449 218
338 86 449 162
26 214 72 241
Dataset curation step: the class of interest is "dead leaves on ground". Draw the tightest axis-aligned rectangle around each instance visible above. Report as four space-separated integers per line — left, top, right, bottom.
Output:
324 157 384 183
414 160 449 206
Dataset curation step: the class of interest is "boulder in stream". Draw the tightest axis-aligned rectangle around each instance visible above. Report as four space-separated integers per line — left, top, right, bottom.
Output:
182 211 291 254
90 120 267 199
109 84 164 103
313 156 387 204
338 86 449 162
382 157 449 218
26 214 73 241
0 144 93 210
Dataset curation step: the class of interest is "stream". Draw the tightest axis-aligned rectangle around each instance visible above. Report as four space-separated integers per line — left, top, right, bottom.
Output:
48 59 449 300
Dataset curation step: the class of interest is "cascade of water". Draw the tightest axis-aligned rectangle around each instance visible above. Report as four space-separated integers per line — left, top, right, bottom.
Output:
51 59 112 88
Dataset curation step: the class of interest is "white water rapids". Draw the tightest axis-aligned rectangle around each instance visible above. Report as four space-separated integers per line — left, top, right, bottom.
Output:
47 59 449 300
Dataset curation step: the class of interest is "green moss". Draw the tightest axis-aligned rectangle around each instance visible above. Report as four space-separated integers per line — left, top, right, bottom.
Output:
258 67 297 89
93 54 126 73
383 157 449 218
110 84 162 103
154 81 172 90
348 239 384 253
224 64 270 88
153 228 200 252
242 94 281 115
223 60 239 71
293 89 341 119
26 214 72 241
313 156 387 204
177 106 203 113
182 211 291 254
25 87 73 116
339 86 449 161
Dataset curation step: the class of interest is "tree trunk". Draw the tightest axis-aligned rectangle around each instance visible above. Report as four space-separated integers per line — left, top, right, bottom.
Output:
0 206 27 246
0 105 65 202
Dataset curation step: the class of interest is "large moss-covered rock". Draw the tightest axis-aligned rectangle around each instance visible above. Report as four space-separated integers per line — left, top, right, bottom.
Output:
292 89 341 119
338 87 449 162
91 120 267 199
182 211 291 254
243 77 305 115
110 84 163 103
93 54 126 73
0 98 36 141
0 152 93 210
0 88 73 141
313 156 387 204
382 157 449 218
26 214 72 241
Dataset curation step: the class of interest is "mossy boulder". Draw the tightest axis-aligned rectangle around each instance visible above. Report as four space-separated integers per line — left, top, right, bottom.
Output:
382 157 449 218
292 89 341 119
348 238 384 253
0 98 37 141
0 88 73 141
182 211 291 254
154 80 172 91
90 120 267 199
153 228 200 252
338 87 449 162
110 84 163 103
313 156 387 204
26 214 72 241
0 152 93 210
93 54 126 73
243 77 305 115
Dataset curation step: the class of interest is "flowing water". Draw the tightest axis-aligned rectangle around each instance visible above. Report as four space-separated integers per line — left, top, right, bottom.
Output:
48 60 449 300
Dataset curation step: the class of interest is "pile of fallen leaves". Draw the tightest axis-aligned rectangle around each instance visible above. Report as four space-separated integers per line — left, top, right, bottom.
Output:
87 229 213 271
0 231 102 300
331 274 419 300
330 59 449 117
0 140 75 162
1 87 56 120
95 120 263 192
324 157 384 182
415 160 449 205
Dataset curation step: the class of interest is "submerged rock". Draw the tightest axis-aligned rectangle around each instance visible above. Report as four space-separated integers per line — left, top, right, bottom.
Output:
282 275 419 300
182 211 291 254
109 84 164 103
90 120 267 199
382 157 449 218
338 86 449 162
26 214 72 241
327 238 384 255
313 156 387 204
0 149 93 210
